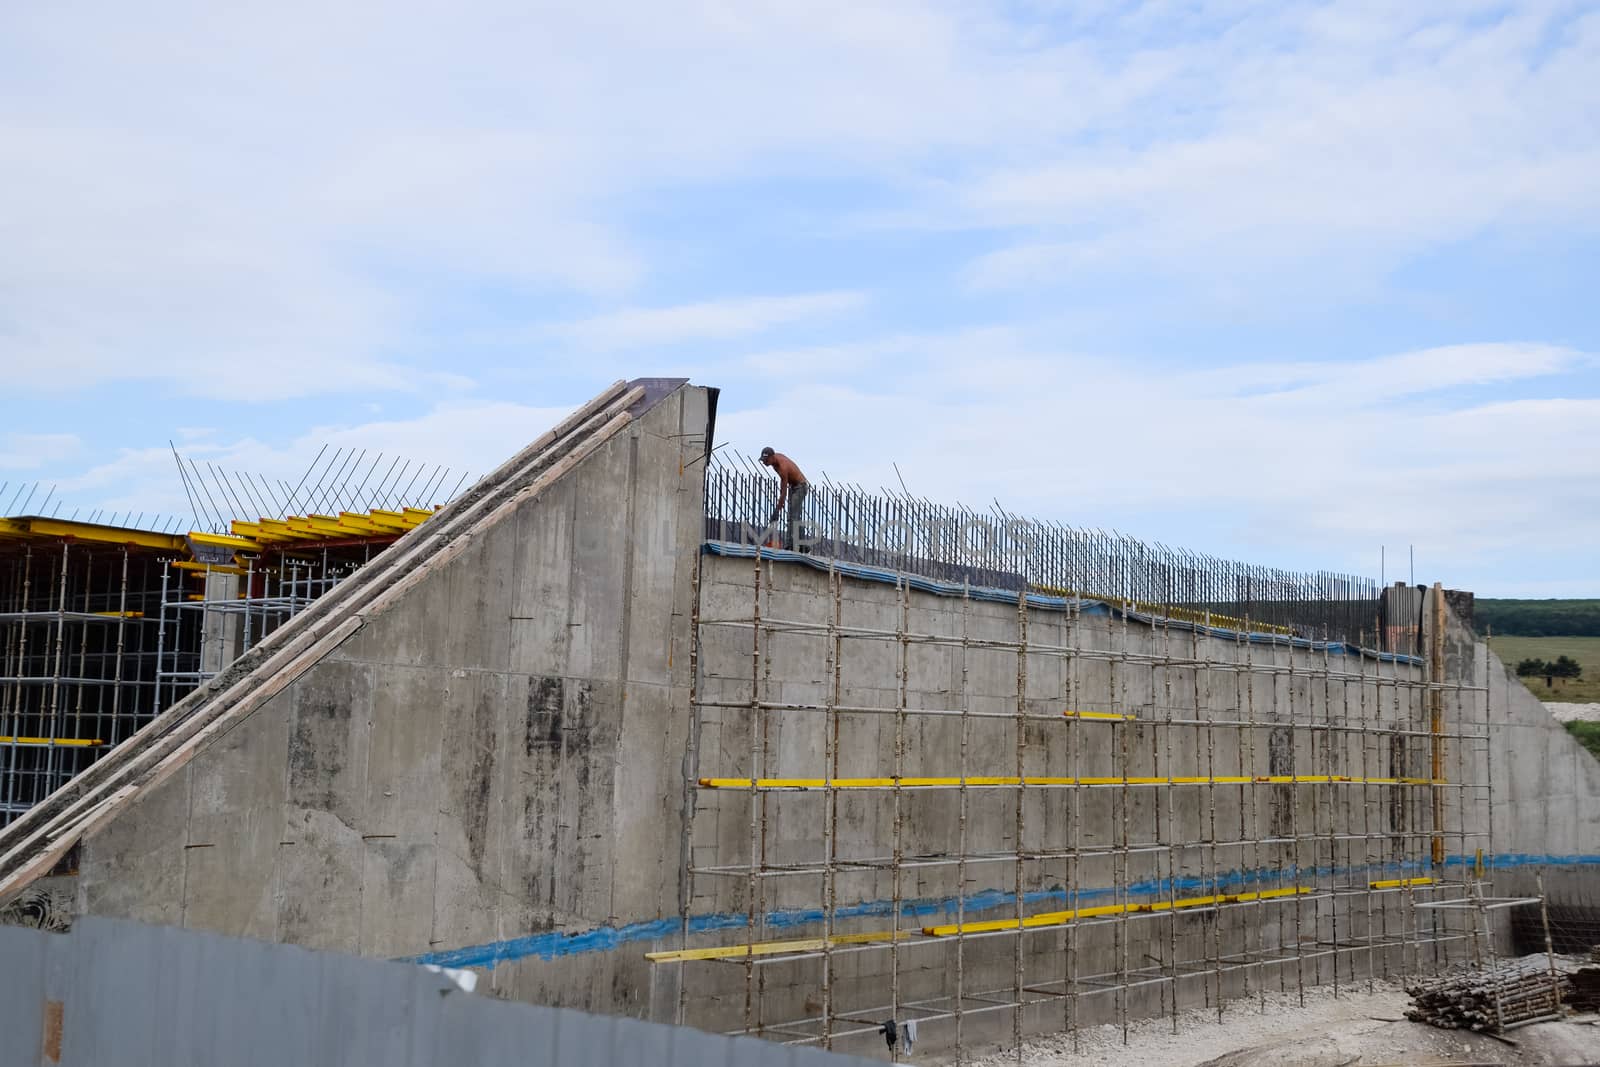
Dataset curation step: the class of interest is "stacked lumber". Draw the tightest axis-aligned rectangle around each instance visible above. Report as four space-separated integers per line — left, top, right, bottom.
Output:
1405 958 1567 1032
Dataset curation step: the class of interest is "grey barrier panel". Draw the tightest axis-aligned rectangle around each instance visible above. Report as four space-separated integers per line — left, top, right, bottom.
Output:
0 918 881 1066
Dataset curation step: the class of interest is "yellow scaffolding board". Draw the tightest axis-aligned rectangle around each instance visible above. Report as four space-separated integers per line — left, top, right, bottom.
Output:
923 887 1314 937
646 929 910 963
0 736 102 748
1370 877 1436 889
698 775 1445 790
1062 710 1136 721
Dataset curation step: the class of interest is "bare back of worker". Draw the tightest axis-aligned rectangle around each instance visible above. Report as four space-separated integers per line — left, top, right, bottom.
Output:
759 446 809 551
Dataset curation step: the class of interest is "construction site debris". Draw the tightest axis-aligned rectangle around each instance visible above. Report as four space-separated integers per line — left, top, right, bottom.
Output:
1405 957 1568 1032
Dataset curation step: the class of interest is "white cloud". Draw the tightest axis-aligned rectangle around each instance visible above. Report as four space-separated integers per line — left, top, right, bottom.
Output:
0 433 81 470
3 3 1594 394
959 4 1600 293
717 339 1600 591
54 400 576 526
558 292 866 350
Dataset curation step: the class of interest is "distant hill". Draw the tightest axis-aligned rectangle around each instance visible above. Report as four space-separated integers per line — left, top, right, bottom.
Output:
1475 599 1600 637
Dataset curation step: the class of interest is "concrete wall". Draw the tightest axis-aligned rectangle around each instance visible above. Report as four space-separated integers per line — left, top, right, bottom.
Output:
680 554 1469 1055
1473 610 1600 908
18 376 1598 1059
67 383 713 1022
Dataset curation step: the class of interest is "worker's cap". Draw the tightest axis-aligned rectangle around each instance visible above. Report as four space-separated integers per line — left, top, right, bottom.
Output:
759 446 775 459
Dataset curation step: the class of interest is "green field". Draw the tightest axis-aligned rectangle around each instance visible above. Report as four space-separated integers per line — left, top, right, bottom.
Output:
1488 635 1600 703
1476 599 1600 637
1566 721 1600 761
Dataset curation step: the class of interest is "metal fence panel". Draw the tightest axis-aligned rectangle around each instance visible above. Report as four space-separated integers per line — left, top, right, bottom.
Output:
0 917 876 1066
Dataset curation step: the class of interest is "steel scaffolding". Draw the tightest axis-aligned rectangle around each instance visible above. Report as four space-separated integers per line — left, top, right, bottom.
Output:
0 542 165 825
0 517 403 828
664 462 1495 1062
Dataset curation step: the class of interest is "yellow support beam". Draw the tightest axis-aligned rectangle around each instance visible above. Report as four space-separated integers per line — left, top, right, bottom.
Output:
284 518 328 539
257 519 299 541
170 561 249 576
1370 877 1435 889
1062 710 1136 721
11 517 186 552
367 510 412 531
337 511 386 534
231 520 296 543
188 530 261 553
306 515 355 536
923 887 1313 937
698 775 1447 790
0 736 102 747
645 929 909 963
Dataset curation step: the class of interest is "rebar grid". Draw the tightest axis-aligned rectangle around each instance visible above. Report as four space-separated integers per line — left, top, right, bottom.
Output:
0 543 165 825
705 455 1384 645
672 486 1493 1061
0 535 384 826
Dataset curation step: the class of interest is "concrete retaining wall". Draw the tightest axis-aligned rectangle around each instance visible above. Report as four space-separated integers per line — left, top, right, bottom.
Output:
5 375 1596 1059
66 383 713 1021
680 555 1486 1055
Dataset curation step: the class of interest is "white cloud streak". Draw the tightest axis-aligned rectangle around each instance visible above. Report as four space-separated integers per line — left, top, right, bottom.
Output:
0 433 82 470
557 292 866 349
7 3 1593 396
717 340 1600 593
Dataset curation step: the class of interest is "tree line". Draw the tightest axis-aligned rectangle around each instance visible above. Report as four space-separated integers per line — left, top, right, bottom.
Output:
1515 656 1584 687
1475 599 1600 637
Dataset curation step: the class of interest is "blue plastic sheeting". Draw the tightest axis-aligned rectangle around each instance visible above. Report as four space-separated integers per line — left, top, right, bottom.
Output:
411 852 1592 972
702 541 1422 666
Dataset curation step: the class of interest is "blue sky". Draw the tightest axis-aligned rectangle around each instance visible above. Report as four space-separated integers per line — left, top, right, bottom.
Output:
2 1 1597 596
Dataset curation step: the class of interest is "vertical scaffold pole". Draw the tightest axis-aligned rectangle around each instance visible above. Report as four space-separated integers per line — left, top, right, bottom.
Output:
1429 582 1446 869
890 576 908 1062
956 578 970 1062
1012 586 1028 1060
822 562 841 1049
675 547 702 1029
743 547 763 1036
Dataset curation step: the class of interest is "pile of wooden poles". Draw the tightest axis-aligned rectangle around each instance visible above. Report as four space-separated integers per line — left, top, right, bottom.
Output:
1405 958 1567 1032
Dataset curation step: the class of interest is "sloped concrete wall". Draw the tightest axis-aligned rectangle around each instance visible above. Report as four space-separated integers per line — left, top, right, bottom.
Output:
71 384 713 1021
1477 621 1600 907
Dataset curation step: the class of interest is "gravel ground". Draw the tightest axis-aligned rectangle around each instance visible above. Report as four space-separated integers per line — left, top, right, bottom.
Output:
965 982 1600 1067
1544 701 1600 723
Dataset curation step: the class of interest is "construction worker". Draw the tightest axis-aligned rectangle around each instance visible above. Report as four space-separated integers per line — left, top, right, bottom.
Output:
759 446 808 551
